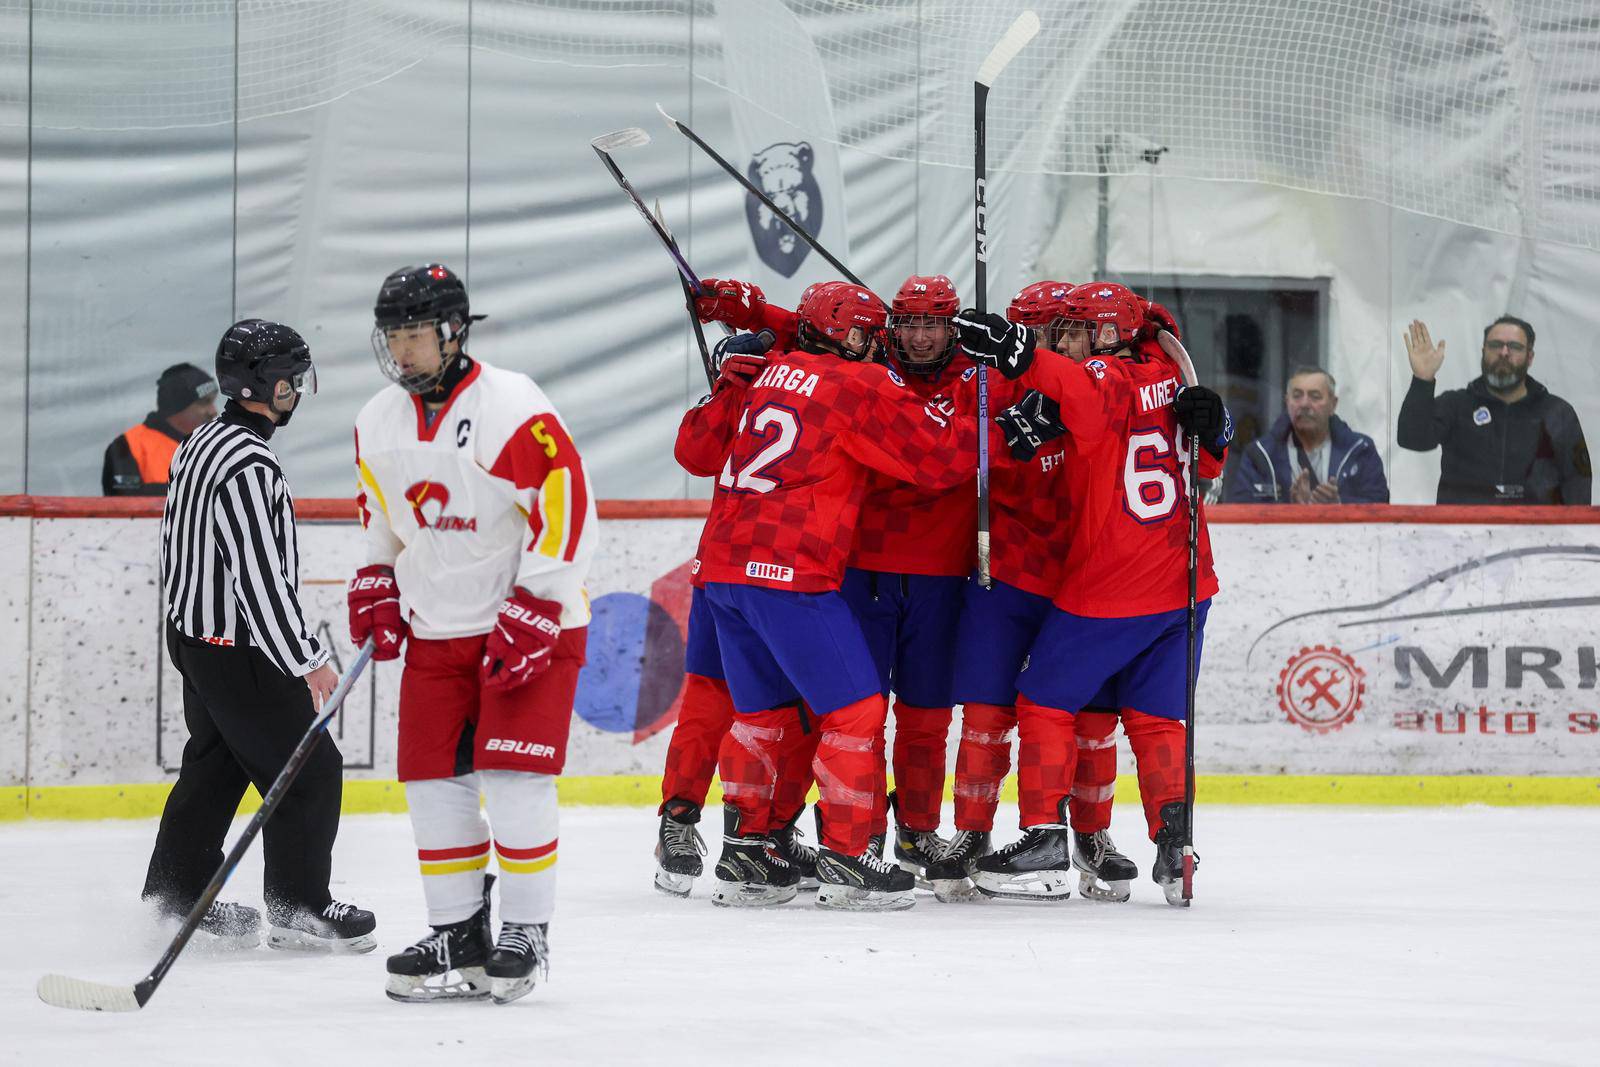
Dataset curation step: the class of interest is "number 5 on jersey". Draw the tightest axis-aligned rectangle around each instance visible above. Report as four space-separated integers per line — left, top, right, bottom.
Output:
719 403 802 493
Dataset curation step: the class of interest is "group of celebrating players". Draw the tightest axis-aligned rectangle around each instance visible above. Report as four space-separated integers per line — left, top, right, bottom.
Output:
650 271 1233 912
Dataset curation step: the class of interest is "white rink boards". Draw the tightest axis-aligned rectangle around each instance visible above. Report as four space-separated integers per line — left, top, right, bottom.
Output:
4 804 1596 1065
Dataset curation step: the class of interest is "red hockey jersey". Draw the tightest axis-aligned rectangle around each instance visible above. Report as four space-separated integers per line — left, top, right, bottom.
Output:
694 351 975 593
848 360 978 577
1017 342 1223 618
986 374 1073 598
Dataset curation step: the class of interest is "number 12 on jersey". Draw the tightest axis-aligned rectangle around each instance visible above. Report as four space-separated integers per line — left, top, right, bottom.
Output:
719 403 802 494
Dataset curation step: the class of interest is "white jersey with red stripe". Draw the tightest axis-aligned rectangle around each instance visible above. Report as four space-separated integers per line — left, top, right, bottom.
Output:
354 356 596 639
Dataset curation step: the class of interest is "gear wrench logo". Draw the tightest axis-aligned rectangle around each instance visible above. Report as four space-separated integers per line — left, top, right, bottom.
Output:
1277 645 1365 734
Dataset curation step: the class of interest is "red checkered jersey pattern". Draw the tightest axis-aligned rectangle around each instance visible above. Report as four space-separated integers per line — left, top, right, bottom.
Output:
675 386 744 478
1019 343 1221 618
848 360 978 576
695 351 976 593
986 374 1074 598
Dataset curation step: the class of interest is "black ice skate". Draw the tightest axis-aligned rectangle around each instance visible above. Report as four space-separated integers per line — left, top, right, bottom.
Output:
157 899 261 948
889 789 948 891
654 798 707 898
486 921 550 1005
923 829 992 903
710 807 799 908
1151 801 1198 907
768 809 820 891
971 825 1074 901
266 898 376 954
814 845 915 912
386 875 495 1003
1072 829 1138 903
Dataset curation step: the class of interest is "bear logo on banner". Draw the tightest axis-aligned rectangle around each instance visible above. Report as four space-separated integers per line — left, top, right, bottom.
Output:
746 142 823 277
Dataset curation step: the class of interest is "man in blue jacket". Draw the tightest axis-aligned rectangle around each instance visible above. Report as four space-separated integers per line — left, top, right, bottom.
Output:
1225 366 1389 504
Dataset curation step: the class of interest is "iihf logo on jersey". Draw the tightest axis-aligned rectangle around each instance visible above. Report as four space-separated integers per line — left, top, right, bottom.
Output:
746 142 823 277
404 480 477 532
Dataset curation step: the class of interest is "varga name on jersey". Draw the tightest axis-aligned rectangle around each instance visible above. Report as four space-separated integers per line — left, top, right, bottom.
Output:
1137 376 1181 414
753 363 820 397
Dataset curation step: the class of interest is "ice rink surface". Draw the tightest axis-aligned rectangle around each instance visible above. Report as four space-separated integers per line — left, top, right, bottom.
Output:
3 804 1595 1066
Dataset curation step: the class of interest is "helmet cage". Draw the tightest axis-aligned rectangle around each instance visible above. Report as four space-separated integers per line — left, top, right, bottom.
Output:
371 320 463 395
887 313 957 376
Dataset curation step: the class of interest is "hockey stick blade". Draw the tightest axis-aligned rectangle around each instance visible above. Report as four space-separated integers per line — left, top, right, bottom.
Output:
1157 328 1200 388
590 127 651 153
37 974 145 1013
976 10 1041 87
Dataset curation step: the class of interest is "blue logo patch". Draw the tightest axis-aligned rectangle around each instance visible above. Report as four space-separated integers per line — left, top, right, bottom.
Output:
745 142 823 278
1473 406 1492 426
886 368 906 387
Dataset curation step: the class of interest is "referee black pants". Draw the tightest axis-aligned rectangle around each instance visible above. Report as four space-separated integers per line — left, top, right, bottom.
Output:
143 622 343 916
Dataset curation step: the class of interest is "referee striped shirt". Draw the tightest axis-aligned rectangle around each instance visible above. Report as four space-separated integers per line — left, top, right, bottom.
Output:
160 402 329 677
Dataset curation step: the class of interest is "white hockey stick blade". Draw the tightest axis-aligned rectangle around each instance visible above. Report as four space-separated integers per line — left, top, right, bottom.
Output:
1157 328 1200 387
655 101 680 129
591 127 651 153
976 10 1041 86
37 974 143 1012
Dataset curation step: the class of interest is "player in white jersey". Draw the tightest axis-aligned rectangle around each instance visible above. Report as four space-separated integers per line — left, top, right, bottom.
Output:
348 264 597 1004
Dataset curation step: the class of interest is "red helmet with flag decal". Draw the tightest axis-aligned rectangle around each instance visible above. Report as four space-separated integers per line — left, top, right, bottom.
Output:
1062 281 1147 355
1007 279 1076 351
888 274 960 376
797 282 887 361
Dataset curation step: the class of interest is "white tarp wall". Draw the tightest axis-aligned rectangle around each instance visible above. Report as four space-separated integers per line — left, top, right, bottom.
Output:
5 513 1598 794
5 1 1599 503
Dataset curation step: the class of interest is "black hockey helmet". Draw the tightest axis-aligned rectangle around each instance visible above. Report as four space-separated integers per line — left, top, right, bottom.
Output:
372 263 485 394
215 319 316 407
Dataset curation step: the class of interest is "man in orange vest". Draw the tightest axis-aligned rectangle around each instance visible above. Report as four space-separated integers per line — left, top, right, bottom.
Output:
102 363 219 496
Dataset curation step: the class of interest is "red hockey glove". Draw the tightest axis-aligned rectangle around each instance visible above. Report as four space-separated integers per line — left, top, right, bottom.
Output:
1145 299 1181 341
347 564 408 661
694 278 767 330
481 588 563 691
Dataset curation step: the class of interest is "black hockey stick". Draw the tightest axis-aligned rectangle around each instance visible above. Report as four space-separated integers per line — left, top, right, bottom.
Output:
654 103 867 290
654 197 717 389
1160 330 1203 906
591 128 709 298
36 639 376 1012
972 11 1040 589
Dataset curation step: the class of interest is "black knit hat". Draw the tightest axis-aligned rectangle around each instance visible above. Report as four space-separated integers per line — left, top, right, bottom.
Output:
156 363 219 417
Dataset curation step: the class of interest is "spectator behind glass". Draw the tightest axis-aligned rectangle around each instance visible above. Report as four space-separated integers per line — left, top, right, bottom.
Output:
102 363 219 496
1224 366 1389 504
1399 316 1591 505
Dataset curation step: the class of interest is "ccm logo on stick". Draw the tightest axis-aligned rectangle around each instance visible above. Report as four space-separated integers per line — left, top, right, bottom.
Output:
484 739 555 757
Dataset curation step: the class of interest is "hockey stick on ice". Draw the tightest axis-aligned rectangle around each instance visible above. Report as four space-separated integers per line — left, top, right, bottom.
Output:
654 197 718 389
654 103 867 290
972 10 1041 588
1161 328 1201 906
591 128 709 298
36 639 376 1012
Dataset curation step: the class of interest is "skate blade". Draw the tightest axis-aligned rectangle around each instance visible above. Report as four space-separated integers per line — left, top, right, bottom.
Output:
970 869 1073 901
709 881 798 908
930 878 988 904
267 928 377 955
896 859 934 891
814 884 915 912
1076 872 1132 903
796 876 820 892
1158 879 1190 907
653 868 696 898
384 968 491 1003
490 975 537 1005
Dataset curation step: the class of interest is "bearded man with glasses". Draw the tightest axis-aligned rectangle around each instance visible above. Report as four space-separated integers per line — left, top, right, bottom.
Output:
1399 314 1590 504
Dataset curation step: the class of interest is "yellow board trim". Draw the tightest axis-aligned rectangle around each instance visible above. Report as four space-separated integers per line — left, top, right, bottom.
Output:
536 467 567 558
5 774 1599 822
496 853 558 875
357 459 389 519
420 855 490 876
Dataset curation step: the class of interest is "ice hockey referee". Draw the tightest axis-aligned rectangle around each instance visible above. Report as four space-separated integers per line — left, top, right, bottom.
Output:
141 319 377 953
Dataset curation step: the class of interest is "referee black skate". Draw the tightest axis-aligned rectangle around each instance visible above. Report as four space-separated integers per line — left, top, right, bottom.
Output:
142 319 376 953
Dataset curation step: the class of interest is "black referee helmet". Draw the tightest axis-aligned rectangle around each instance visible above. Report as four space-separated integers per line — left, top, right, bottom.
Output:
215 319 316 423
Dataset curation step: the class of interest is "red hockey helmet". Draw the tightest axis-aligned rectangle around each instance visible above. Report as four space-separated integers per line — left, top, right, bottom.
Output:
888 274 960 375
797 282 887 360
1006 280 1074 327
1063 281 1146 355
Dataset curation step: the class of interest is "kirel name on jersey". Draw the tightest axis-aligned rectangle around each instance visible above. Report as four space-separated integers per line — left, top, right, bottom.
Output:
354 357 597 638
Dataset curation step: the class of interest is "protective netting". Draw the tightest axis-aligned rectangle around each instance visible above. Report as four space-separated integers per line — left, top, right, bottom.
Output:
9 0 1600 250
